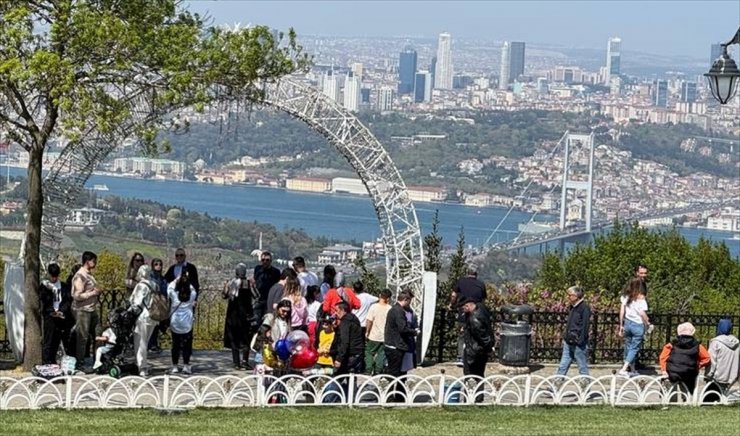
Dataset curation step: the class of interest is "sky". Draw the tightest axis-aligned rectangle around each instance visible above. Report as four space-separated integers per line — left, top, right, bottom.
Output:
186 1 739 59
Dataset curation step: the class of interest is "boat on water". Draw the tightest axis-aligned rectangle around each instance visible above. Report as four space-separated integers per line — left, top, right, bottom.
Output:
733 233 740 241
92 184 109 191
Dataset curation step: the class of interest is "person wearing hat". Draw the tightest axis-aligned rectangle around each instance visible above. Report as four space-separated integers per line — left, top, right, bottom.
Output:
707 318 739 391
659 322 711 394
460 296 494 380
222 263 254 370
449 263 487 366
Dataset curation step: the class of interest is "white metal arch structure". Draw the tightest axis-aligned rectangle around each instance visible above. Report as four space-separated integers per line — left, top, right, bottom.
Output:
35 79 425 311
263 79 424 309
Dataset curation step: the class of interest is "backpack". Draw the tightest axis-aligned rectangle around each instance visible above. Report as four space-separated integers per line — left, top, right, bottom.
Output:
147 283 171 322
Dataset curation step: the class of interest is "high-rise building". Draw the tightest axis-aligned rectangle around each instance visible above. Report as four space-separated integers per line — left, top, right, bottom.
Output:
509 41 526 82
537 77 548 94
360 88 371 104
434 33 453 89
398 47 417 94
343 72 361 112
605 37 621 84
710 43 723 67
322 70 340 102
499 41 510 90
653 79 668 107
350 62 364 80
680 81 697 103
377 87 394 111
430 57 437 88
414 71 432 103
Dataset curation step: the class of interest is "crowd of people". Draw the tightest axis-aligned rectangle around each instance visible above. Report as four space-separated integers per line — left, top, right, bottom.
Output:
37 252 738 396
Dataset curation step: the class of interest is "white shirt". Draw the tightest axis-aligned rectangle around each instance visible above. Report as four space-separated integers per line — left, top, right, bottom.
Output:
620 295 648 324
168 283 197 334
298 270 319 296
307 300 321 323
354 293 379 327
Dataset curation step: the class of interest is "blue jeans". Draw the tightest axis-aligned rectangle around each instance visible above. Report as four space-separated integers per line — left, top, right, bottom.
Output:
556 341 589 376
623 319 645 366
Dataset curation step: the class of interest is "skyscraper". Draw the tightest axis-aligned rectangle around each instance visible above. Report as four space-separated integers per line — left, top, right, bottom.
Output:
343 72 361 112
350 62 364 80
605 37 621 84
398 47 417 94
430 57 437 88
322 70 340 102
377 87 394 111
499 41 510 90
509 41 526 82
654 79 668 107
710 43 723 67
680 81 697 103
414 71 432 103
434 32 453 89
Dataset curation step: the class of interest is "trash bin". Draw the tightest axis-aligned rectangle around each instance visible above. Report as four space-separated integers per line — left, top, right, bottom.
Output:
498 304 533 367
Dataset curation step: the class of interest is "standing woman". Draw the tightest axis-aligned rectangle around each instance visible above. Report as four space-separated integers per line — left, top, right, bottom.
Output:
223 263 253 370
168 274 197 375
320 265 336 302
618 278 651 377
306 285 322 347
125 252 146 300
148 258 169 353
282 277 308 332
129 264 159 377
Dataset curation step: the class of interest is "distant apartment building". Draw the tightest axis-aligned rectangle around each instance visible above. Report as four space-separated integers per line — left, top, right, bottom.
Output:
331 177 367 196
113 157 184 176
406 186 447 203
322 70 341 102
605 37 621 85
499 41 510 90
285 177 331 193
343 72 361 112
414 71 432 103
317 243 362 264
464 193 493 207
376 87 394 112
398 46 417 94
434 32 453 89
706 207 740 232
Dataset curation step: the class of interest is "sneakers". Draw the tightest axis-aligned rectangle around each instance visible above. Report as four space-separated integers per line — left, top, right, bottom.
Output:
169 366 180 375
617 369 630 377
182 365 192 375
629 371 640 378
139 370 149 377
455 360 464 367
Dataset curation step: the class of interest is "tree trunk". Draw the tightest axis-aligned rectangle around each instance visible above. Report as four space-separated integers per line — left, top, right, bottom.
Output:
22 145 44 370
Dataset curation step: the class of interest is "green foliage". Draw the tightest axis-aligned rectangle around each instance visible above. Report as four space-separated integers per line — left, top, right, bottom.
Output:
353 254 383 296
423 210 442 273
94 250 127 292
536 221 740 313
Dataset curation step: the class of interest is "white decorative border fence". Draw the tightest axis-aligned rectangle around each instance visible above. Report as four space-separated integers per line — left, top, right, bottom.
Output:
0 374 736 410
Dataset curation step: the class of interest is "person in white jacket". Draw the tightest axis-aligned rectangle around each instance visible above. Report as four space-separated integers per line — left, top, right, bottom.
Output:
129 264 159 377
707 318 740 391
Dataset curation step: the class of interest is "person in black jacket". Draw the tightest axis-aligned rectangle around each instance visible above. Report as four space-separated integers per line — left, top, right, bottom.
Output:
556 286 591 377
461 297 493 378
164 248 200 297
330 301 365 375
384 290 418 402
40 263 74 364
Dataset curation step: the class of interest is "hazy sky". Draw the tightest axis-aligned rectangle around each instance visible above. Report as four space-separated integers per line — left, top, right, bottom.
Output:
186 1 738 59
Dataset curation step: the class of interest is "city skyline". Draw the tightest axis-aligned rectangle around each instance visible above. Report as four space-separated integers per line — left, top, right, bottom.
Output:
185 0 738 59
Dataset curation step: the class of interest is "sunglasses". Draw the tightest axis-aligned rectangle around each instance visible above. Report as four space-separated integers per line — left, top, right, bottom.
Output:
175 254 186 258
261 258 271 262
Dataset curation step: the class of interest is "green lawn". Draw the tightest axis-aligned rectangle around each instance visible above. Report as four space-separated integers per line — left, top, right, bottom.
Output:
1 406 738 435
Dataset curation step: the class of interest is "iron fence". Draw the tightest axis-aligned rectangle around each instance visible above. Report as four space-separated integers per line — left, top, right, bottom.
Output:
435 307 740 364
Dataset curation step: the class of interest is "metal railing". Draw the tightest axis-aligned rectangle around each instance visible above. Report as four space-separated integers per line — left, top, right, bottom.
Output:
434 308 740 364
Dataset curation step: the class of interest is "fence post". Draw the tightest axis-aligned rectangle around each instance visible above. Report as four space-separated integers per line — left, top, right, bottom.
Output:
665 314 673 347
162 374 170 408
590 312 598 364
438 371 446 407
65 375 72 410
348 373 355 408
437 309 447 364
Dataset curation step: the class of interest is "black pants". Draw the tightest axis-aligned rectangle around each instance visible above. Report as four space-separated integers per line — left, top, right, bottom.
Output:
42 316 72 364
385 347 407 402
463 353 488 378
171 331 193 365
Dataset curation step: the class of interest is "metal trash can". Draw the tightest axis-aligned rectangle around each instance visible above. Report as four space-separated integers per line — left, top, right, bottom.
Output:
498 304 534 367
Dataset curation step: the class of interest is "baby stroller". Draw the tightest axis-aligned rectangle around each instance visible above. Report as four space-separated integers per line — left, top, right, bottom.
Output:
95 305 141 378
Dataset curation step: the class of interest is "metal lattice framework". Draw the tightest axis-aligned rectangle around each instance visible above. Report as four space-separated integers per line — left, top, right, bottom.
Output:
0 374 737 409
36 78 425 310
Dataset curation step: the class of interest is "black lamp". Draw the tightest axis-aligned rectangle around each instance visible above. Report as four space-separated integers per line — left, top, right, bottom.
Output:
705 27 740 105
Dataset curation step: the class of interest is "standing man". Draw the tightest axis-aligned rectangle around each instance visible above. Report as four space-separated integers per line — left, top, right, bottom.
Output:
365 288 392 375
252 251 280 321
165 248 200 297
384 290 418 401
293 256 318 297
460 297 493 379
352 281 379 338
331 301 365 375
449 264 487 366
40 263 73 365
556 286 591 378
72 251 101 371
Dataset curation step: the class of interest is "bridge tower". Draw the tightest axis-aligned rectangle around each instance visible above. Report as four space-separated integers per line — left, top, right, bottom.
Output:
559 132 595 232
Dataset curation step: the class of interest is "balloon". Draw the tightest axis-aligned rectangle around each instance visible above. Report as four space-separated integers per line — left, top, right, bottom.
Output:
286 330 310 353
262 344 278 367
275 339 292 361
291 347 319 369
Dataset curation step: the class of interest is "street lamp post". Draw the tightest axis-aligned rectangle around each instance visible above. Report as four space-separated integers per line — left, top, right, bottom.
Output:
705 27 740 105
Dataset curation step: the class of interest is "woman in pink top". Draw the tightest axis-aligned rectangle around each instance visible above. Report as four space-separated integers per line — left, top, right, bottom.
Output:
282 277 308 331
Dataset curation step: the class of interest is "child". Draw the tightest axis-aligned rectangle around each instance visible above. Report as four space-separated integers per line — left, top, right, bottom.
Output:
315 314 335 371
306 285 322 347
659 322 711 394
168 274 197 375
93 326 117 370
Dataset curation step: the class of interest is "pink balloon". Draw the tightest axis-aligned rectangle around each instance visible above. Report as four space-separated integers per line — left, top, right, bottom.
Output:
291 347 319 369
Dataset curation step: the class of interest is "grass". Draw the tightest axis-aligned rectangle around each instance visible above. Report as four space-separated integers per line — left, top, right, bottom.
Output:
0 405 738 435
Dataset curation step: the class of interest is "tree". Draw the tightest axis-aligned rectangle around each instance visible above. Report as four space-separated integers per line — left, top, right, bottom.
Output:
0 1 308 369
353 253 383 296
423 209 442 273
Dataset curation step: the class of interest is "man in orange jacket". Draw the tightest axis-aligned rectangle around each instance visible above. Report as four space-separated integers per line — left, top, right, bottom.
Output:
659 322 711 394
